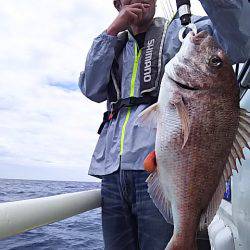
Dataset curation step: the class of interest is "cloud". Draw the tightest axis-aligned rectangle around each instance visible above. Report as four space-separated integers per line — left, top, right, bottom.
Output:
0 0 115 181
0 0 206 181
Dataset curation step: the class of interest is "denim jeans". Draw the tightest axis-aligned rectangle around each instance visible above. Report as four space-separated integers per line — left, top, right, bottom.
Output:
101 169 211 250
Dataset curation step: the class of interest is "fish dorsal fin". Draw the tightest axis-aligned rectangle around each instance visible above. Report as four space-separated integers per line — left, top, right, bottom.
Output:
136 102 159 129
173 97 190 149
146 170 173 224
223 108 250 181
199 108 250 230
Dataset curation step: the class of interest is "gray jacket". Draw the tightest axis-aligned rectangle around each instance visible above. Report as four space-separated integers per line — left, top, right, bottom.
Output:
79 0 250 177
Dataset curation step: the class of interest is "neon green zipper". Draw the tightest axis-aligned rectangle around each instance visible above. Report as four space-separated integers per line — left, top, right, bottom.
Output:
120 43 142 156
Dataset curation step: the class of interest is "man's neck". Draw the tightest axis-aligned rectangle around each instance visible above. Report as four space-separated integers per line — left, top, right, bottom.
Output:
130 19 153 35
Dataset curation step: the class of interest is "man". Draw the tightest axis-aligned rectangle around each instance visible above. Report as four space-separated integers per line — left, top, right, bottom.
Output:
79 0 249 249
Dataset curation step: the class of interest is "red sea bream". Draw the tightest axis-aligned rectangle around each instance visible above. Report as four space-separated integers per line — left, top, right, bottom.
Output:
138 31 250 250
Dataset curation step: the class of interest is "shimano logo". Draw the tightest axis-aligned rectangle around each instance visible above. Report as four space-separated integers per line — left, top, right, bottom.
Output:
144 39 155 83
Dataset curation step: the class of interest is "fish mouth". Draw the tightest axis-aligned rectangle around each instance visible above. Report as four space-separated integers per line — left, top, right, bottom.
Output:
169 77 198 91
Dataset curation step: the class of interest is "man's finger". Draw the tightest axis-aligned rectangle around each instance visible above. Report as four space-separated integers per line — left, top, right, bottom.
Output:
125 3 150 10
127 10 139 23
128 7 143 14
129 8 143 21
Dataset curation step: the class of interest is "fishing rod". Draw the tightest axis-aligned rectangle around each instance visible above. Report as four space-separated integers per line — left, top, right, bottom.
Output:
175 0 197 42
176 0 191 25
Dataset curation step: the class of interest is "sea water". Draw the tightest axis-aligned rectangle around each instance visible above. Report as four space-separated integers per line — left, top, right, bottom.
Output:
0 179 103 250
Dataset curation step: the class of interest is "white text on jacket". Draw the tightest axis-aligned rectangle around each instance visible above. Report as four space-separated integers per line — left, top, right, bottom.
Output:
144 39 155 83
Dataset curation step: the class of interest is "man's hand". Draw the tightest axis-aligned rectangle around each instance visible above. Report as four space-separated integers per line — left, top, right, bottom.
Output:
107 3 150 36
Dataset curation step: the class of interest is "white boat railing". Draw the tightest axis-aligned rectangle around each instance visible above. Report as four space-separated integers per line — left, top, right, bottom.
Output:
0 189 101 240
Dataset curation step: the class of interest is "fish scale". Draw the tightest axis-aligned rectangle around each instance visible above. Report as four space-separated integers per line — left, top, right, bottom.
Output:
138 31 249 250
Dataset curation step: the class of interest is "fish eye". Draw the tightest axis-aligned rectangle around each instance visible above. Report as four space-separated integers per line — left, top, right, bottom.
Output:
208 55 223 68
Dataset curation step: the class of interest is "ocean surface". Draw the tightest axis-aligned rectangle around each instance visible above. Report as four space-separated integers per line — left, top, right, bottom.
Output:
0 179 103 250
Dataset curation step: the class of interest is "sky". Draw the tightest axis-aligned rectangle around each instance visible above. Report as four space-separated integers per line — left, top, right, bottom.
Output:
0 0 206 182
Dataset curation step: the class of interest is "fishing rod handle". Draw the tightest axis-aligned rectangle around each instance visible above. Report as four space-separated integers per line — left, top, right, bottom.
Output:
176 0 191 26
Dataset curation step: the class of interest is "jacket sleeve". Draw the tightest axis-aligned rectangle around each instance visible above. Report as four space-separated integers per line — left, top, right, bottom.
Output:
78 32 118 103
199 0 250 64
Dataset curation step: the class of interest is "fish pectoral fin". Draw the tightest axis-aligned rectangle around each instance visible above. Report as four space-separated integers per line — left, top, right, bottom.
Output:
146 170 173 224
136 102 159 129
172 97 190 149
144 150 157 173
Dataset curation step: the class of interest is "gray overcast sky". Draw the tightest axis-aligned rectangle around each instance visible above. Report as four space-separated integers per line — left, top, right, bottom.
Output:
0 0 205 182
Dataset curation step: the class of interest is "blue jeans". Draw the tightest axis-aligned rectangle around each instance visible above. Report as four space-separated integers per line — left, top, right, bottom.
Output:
101 169 210 250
